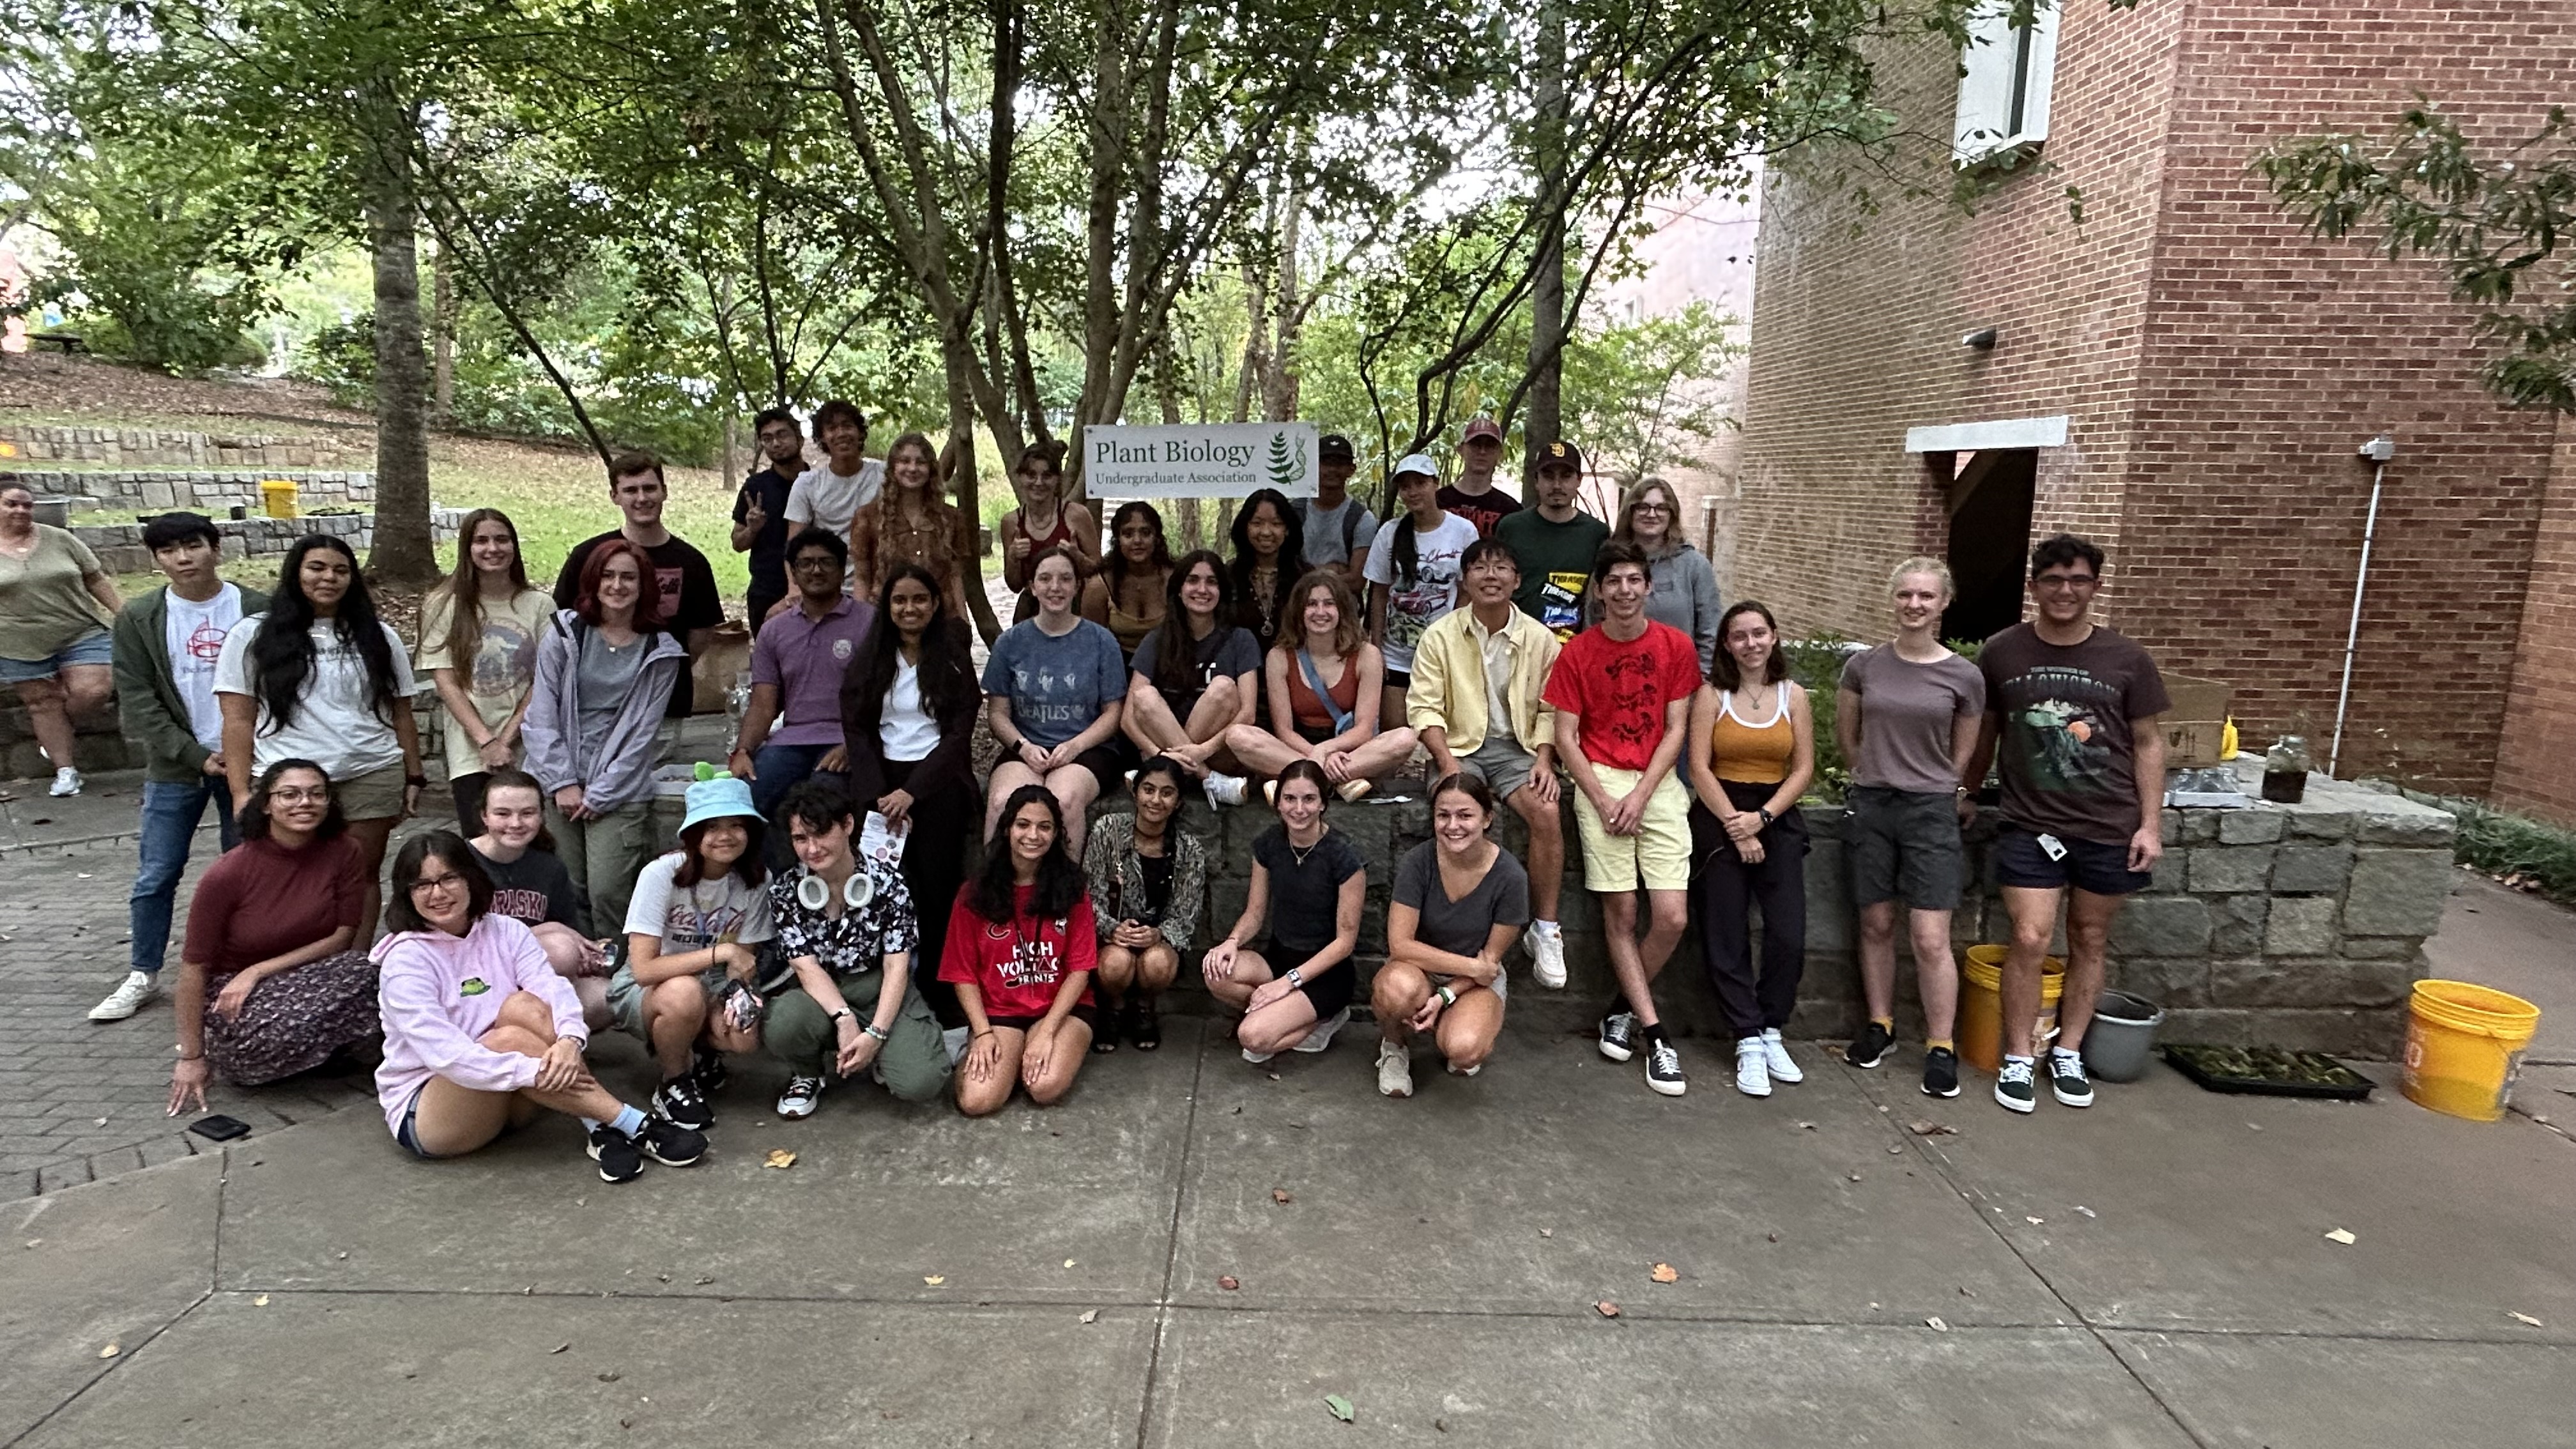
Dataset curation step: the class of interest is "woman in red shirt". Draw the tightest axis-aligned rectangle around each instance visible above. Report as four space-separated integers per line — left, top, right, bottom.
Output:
940 784 1100 1116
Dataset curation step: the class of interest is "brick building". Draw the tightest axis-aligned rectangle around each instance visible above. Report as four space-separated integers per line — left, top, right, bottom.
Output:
1734 0 2576 814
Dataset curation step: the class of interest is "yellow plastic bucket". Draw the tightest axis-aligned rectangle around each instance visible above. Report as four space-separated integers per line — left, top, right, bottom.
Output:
1958 944 2065 1075
2402 979 2539 1123
259 479 300 519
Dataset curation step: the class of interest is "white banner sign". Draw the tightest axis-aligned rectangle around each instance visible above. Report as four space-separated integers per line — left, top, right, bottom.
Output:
1082 422 1318 500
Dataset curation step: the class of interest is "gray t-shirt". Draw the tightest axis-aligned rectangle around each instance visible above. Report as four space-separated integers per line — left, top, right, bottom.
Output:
575 626 650 770
1392 841 1529 958
1839 644 1986 795
1297 496 1381 567
980 617 1127 749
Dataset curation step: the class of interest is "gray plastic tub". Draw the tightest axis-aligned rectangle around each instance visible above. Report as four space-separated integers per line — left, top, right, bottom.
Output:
2083 990 2165 1083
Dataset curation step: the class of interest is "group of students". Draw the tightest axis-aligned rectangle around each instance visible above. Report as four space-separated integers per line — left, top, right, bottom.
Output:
47 404 2170 1182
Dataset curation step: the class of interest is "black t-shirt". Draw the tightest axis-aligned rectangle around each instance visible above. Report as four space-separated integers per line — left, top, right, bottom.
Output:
1131 624 1261 718
735 466 798 600
552 530 723 717
1139 851 1176 924
1437 482 1522 539
471 843 589 935
1252 824 1364 959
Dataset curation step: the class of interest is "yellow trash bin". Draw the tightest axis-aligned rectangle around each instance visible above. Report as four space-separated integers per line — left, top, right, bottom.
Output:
259 479 300 519
2402 979 2539 1122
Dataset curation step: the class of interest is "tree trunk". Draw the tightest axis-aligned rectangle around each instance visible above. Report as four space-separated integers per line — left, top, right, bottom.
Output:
428 237 456 426
1263 178 1303 423
937 322 1005 645
1524 0 1568 466
364 136 438 588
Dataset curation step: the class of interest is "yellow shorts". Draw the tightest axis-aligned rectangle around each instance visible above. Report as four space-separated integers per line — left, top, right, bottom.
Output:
1572 765 1692 893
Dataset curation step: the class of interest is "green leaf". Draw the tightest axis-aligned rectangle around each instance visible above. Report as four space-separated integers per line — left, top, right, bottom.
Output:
1322 1394 1354 1423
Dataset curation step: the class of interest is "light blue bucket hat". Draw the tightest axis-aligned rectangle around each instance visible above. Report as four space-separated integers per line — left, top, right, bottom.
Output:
680 774 762 833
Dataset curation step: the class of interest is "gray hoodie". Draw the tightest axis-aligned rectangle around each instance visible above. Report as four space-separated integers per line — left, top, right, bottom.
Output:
519 610 689 812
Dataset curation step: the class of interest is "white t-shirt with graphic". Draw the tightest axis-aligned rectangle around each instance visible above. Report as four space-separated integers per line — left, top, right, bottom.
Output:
1361 511 1479 673
212 615 418 779
623 850 778 952
163 584 244 752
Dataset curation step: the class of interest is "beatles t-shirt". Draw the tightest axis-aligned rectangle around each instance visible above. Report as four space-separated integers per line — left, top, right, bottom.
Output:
1540 620 1703 772
1978 622 2172 847
939 884 1098 1019
1361 511 1480 674
980 617 1128 749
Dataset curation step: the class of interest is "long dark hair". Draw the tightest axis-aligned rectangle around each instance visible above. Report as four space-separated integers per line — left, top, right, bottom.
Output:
432 509 529 675
674 815 769 891
1105 500 1174 598
1390 466 1444 588
238 758 348 843
384 831 496 936
972 784 1087 923
1149 549 1232 696
842 562 976 740
249 534 400 733
1227 489 1305 610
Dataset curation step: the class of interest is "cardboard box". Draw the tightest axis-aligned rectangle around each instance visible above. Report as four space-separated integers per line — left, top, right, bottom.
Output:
2159 673 2232 768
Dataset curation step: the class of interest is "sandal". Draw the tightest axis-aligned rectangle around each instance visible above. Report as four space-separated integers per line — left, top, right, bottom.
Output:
1092 997 1121 1054
1130 999 1162 1052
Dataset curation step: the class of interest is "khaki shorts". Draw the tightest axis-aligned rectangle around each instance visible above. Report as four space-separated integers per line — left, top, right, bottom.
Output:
1572 764 1692 893
336 764 410 822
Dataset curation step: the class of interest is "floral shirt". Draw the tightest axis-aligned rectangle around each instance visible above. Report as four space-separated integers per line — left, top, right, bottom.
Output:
765 860 919 978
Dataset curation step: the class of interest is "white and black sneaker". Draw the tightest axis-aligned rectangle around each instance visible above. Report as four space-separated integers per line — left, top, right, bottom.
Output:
2048 1050 2095 1108
776 1074 825 1119
636 1116 708 1167
1995 1057 2038 1114
1598 1011 1638 1062
690 1046 729 1096
1644 1037 1687 1097
1204 771 1250 808
587 1124 645 1183
651 1073 714 1130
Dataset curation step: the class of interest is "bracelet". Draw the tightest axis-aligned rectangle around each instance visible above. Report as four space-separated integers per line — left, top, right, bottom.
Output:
862 1023 889 1042
174 1046 201 1061
1435 985 1457 1008
404 773 428 788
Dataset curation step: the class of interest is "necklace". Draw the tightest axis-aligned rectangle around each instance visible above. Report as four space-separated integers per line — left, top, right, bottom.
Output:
1286 826 1328 868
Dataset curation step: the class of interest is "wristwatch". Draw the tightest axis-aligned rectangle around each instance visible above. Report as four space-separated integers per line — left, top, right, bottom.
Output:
404 773 429 788
829 1008 854 1024
1754 806 1774 827
1285 966 1305 988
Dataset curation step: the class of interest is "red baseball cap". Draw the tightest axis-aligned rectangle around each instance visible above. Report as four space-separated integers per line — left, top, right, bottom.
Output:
1460 417 1504 445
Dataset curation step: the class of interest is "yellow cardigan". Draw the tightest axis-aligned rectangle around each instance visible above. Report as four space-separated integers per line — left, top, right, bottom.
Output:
1404 606 1561 757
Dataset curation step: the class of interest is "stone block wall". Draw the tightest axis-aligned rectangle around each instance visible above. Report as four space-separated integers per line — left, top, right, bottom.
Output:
1 468 377 518
68 509 466 575
0 424 370 469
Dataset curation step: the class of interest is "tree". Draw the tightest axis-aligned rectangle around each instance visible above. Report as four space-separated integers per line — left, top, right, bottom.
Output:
2262 102 2576 413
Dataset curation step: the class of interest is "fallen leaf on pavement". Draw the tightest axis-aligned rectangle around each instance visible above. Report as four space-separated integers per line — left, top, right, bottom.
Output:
1540 1228 1553 1238
597 1372 620 1383
99 1344 121 1358
1272 1188 1294 1204
1926 1315 1949 1332
2075 1206 2096 1218
1887 1146 1904 1154
2025 1216 2044 1225
1846 1172 1863 1183
1594 1301 1620 1318
253 1294 270 1307
1797 1121 1816 1130
549 1342 571 1354
1907 1120 1957 1137
1650 1263 1679 1284
1322 1394 1354 1423
1080 1310 1100 1324
1218 1275 1241 1291
2508 1312 2543 1327
923 1275 946 1285
2324 1228 2356 1245
1766 1232 1779 1243
1063 1259 1077 1268
763 1149 797 1169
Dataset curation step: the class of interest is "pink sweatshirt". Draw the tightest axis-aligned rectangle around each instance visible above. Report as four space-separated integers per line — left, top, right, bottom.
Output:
372 913 588 1137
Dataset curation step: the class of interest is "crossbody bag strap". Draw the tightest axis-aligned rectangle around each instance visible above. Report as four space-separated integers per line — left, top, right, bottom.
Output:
1296 648 1353 734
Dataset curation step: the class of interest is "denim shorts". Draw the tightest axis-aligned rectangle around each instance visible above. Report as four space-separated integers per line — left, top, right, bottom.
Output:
394 1083 443 1159
0 627 112 683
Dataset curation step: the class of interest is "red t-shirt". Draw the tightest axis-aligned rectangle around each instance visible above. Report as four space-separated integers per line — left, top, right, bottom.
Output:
1540 620 1703 772
184 835 366 976
939 885 1098 1020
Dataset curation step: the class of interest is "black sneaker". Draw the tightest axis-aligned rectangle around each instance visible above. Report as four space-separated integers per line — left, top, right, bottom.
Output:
587 1124 645 1183
651 1073 714 1130
1598 1011 1638 1063
1921 1046 1961 1098
1644 1036 1687 1097
636 1116 708 1167
2048 1051 2094 1108
690 1046 729 1097
1846 1020 1896 1069
1994 1057 2037 1114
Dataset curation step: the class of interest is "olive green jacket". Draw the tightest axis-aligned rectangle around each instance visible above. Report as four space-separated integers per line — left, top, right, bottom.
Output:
111 583 269 784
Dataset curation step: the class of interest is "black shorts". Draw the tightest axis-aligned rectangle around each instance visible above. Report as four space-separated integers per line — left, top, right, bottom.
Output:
1071 740 1135 797
1246 939 1356 1018
1992 825 2152 897
1844 786 1966 910
987 1003 1103 1035
1383 667 1411 691
1294 721 1336 746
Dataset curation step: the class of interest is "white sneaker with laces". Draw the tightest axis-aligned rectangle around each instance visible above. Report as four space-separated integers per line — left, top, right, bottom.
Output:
89 970 159 1022
1760 1028 1804 1084
1524 919 1567 989
1734 1038 1772 1097
1204 772 1250 808
49 766 82 797
1376 1038 1414 1098
1241 1046 1277 1064
1292 1006 1350 1053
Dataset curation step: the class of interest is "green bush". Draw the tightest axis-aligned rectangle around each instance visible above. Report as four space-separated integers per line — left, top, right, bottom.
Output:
2444 800 2576 907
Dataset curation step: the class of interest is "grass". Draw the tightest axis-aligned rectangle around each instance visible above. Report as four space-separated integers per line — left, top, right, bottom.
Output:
2442 799 2576 908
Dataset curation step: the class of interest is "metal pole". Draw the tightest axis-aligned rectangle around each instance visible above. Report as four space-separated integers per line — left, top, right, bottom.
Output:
2328 457 2389 778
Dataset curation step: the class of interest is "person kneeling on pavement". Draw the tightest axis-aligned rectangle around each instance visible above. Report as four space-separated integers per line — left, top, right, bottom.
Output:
604 775 774 1131
374 832 703 1181
764 779 950 1119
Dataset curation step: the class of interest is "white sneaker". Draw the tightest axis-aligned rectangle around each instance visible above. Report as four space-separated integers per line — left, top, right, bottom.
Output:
1241 1046 1277 1065
1376 1038 1414 1098
1204 772 1249 808
88 970 158 1022
1445 1059 1482 1077
1524 919 1567 989
49 767 82 797
1734 1038 1772 1097
1760 1028 1804 1084
1292 1005 1350 1053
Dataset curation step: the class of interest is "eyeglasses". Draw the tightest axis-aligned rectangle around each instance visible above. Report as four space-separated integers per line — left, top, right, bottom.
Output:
790 556 842 572
1630 502 1671 514
410 873 466 896
269 787 329 804
2033 574 2099 591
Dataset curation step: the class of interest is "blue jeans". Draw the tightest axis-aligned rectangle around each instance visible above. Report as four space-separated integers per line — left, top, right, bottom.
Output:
131 776 239 976
748 743 844 868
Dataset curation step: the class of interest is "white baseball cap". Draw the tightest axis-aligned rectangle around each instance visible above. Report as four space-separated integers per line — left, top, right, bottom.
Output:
1392 452 1440 480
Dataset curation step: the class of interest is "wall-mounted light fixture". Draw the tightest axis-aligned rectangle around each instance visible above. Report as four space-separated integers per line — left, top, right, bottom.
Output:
1960 327 1999 350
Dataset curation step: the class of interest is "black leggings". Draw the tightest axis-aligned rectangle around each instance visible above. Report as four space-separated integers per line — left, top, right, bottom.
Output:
884 757 975 1028
1690 783 1808 1038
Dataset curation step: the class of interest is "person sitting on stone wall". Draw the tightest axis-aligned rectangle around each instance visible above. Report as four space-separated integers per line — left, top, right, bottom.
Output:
373 831 704 1181
982 545 1129 857
468 768 610 1030
1121 548 1258 808
1371 772 1529 1100
942 784 1102 1116
1200 760 1366 1063
1220 569 1418 802
730 526 875 868
1081 756 1208 1053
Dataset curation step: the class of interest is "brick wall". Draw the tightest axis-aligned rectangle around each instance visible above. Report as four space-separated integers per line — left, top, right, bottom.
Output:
2491 417 2576 824
1737 0 2573 797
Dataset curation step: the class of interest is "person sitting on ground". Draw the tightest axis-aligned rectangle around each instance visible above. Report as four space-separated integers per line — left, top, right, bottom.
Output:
1364 452 1478 728
1200 760 1365 1064
1220 570 1418 802
468 767 610 1029
943 785 1102 1116
983 545 1128 857
372 831 705 1181
1371 772 1530 1100
419 507 553 834
1491 440 1609 640
1687 601 1817 1100
522 538 692 937
1000 442 1098 623
1123 548 1258 807
1547 540 1704 1098
0 479 121 797
1081 756 1208 1054
92 510 266 1023
731 525 877 862
166 760 381 1115
1837 558 1985 1100
764 780 949 1120
604 775 774 1132
1406 536 1570 988
850 429 974 620
1083 500 1175 662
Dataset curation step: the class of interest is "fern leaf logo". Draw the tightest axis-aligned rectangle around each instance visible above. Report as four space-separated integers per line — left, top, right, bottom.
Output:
1266 431 1304 491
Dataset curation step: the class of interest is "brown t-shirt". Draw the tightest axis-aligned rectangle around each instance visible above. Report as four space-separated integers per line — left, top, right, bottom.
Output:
1979 623 2172 845
1840 644 1986 795
184 835 366 976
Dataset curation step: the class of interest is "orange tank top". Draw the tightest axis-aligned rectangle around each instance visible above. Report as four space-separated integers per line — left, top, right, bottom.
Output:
1286 649 1361 732
1709 687 1793 784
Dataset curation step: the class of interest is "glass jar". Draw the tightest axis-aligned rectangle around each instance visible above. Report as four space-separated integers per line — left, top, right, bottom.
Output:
2261 735 2311 805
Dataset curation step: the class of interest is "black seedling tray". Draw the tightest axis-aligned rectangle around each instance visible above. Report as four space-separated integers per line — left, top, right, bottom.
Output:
2160 1044 2375 1100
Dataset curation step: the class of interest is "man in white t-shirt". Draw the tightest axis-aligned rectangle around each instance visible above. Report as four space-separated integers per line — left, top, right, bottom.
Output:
91 513 266 1022
782 397 884 595
1293 433 1379 596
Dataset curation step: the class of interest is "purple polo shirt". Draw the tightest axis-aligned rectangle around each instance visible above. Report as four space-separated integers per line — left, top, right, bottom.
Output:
751 595 877 747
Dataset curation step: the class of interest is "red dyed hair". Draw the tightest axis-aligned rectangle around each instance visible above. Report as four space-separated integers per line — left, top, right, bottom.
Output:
575 538 666 631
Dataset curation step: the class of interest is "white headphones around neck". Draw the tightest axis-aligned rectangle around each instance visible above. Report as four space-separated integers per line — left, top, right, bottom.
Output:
797 869 875 912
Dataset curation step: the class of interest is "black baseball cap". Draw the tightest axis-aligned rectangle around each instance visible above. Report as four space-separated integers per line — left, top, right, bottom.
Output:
1535 440 1586 474
1318 433 1355 463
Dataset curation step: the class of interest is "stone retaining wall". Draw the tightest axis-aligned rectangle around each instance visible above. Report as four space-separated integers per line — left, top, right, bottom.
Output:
66 508 468 576
0 423 370 469
1 468 377 517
